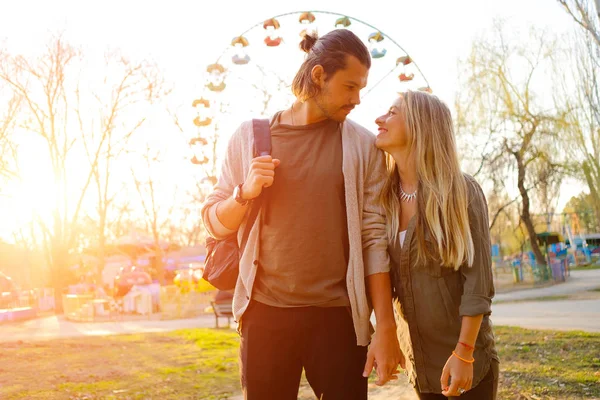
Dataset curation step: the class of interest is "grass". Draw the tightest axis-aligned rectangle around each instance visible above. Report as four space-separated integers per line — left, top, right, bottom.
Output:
570 263 600 271
0 326 599 399
495 289 600 303
0 329 240 400
495 279 556 294
495 295 571 304
495 326 600 399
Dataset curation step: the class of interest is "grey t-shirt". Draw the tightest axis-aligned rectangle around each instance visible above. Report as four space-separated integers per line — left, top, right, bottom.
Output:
252 112 350 308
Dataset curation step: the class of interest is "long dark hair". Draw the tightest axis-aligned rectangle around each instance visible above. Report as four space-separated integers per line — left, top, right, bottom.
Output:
292 29 370 101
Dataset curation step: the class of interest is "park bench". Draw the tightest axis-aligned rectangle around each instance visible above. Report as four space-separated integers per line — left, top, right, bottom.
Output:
210 300 233 328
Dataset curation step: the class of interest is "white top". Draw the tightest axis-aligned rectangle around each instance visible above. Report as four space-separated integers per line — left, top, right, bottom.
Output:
400 230 407 248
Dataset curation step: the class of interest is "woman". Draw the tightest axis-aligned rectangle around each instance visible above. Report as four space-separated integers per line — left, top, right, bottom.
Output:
374 91 499 399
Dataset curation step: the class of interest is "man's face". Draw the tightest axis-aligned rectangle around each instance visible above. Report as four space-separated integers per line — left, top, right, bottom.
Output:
314 55 369 122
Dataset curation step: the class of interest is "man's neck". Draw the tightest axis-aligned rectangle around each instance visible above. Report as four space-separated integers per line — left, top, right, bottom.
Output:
289 99 329 126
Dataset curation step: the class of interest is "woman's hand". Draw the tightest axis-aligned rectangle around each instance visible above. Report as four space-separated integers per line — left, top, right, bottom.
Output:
440 347 474 396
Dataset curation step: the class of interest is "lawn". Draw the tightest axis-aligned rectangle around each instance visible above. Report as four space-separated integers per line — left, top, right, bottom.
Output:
0 329 240 400
0 326 599 399
495 326 600 399
570 263 600 271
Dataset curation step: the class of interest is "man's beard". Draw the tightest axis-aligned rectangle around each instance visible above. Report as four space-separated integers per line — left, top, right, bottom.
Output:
314 87 347 122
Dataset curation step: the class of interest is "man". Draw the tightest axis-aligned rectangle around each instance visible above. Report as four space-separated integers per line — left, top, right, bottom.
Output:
201 29 402 400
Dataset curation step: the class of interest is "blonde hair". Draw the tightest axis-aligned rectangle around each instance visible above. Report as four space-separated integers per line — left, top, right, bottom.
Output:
379 91 474 269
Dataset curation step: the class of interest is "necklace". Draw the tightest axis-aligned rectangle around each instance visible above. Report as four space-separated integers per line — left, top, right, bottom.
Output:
399 181 417 202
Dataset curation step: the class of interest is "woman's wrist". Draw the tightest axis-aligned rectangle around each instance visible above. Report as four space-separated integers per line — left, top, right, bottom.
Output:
454 342 475 358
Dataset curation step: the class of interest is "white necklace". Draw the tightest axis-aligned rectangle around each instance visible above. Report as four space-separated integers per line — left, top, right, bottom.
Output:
399 181 417 202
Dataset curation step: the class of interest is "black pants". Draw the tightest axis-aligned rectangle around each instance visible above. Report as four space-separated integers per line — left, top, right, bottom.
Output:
416 360 499 400
240 300 368 400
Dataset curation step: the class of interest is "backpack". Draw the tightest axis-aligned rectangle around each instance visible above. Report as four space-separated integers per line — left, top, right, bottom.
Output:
202 119 271 290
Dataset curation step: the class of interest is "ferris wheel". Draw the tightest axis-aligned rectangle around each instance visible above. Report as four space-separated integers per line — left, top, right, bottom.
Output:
188 10 431 177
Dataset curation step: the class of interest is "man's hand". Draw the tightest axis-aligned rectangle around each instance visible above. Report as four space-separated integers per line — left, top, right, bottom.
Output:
241 155 280 200
363 326 405 386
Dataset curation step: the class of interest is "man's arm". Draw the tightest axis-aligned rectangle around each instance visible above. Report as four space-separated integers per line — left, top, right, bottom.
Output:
360 144 403 385
202 153 281 239
211 156 280 232
212 197 250 232
361 144 391 277
366 273 396 331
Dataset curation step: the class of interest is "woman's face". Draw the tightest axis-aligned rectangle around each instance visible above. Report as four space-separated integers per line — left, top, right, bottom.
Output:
374 96 410 153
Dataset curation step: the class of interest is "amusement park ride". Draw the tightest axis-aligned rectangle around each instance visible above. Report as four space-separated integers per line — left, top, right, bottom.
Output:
561 212 593 265
540 211 593 266
185 11 432 184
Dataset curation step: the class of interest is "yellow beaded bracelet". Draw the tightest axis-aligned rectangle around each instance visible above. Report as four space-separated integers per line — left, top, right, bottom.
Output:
452 351 475 364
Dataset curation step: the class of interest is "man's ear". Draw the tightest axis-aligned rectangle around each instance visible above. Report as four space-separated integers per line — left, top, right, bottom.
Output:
311 64 326 88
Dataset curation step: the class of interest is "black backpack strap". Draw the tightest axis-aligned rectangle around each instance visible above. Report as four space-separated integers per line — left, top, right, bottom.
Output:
252 118 272 156
239 118 272 251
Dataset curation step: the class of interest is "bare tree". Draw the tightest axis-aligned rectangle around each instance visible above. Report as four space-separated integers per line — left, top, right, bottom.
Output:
105 200 138 240
0 38 86 310
533 160 565 231
556 1 600 228
558 0 600 46
569 38 600 228
0 77 20 186
78 53 167 283
564 192 600 231
8 219 49 288
0 36 167 310
456 22 569 268
131 144 181 284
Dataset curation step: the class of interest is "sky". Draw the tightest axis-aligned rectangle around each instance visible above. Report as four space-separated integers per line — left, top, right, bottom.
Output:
0 0 573 110
0 0 583 241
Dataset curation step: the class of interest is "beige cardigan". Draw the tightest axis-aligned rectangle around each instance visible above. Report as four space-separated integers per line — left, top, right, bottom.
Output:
201 118 390 346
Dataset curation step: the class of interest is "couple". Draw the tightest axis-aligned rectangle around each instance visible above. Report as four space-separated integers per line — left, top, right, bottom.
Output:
201 29 499 400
